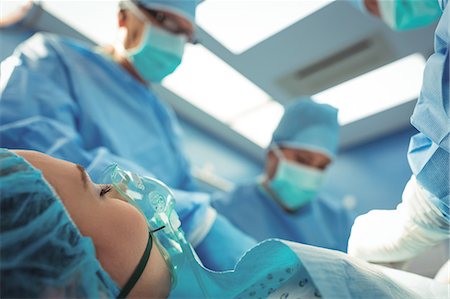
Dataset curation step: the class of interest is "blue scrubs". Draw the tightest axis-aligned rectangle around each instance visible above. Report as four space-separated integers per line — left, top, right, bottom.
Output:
408 0 449 216
411 0 449 152
0 33 194 189
0 33 256 269
211 182 353 252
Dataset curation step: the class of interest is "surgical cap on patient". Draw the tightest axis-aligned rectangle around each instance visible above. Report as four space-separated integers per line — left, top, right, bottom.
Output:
0 149 119 298
271 97 339 159
136 0 199 24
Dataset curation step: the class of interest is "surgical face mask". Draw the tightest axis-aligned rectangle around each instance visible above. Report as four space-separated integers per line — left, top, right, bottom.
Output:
268 148 325 211
126 25 186 83
104 165 303 298
378 0 442 31
123 2 187 83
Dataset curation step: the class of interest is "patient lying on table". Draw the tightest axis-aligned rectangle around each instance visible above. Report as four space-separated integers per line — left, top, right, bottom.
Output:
1 149 446 298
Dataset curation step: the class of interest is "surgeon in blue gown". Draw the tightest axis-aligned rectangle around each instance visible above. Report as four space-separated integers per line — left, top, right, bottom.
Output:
0 0 256 271
212 98 353 252
348 0 449 268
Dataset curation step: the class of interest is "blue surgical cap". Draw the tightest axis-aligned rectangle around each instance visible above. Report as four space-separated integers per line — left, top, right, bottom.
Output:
136 0 199 24
0 149 119 298
271 98 340 159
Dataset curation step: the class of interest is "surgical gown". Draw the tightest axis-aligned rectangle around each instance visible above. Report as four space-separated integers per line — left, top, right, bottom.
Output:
211 182 353 252
0 33 194 189
0 33 256 270
408 0 449 215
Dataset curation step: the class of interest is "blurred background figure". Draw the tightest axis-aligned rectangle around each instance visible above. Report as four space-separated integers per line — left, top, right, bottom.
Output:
212 98 353 251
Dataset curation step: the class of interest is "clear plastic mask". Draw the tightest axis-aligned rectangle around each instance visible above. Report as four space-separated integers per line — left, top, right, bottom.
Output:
102 164 304 298
103 164 188 287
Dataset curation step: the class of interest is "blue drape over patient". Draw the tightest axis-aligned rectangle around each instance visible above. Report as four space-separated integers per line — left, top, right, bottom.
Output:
0 148 119 298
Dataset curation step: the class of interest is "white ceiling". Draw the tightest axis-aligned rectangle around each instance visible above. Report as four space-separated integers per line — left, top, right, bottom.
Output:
196 0 333 54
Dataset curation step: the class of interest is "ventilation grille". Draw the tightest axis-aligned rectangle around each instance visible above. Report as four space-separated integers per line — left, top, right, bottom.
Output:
277 34 393 97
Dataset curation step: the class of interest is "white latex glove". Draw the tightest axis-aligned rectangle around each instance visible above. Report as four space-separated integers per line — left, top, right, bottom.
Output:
348 176 450 263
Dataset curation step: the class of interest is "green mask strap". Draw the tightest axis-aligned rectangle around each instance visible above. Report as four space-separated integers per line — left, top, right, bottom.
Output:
117 232 153 299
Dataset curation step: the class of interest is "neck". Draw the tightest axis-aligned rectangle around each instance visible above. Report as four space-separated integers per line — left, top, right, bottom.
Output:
260 179 280 203
260 179 293 213
102 45 148 85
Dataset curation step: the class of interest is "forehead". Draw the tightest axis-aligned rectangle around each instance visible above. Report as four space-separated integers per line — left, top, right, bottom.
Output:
15 150 86 191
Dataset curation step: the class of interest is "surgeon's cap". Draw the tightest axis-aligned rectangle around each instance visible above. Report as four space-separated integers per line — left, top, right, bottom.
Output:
136 0 199 24
270 97 340 159
0 149 119 298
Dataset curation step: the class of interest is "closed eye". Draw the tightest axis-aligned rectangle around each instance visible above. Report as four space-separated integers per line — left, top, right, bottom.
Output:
99 184 113 197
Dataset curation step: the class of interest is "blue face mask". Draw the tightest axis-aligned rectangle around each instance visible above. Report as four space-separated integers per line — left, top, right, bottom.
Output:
122 1 186 83
268 148 325 212
378 0 442 31
104 165 304 298
126 24 186 83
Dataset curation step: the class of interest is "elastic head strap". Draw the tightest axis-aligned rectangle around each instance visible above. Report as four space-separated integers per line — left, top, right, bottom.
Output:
117 232 153 299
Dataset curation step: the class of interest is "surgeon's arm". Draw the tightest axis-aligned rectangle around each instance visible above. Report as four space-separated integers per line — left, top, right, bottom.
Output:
347 176 450 263
410 4 449 153
196 213 257 271
171 189 257 271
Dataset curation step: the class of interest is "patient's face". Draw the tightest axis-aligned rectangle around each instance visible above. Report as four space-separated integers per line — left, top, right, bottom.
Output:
15 150 171 298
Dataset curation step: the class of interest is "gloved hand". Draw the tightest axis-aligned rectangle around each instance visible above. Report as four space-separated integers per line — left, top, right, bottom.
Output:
348 176 450 263
435 260 450 284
